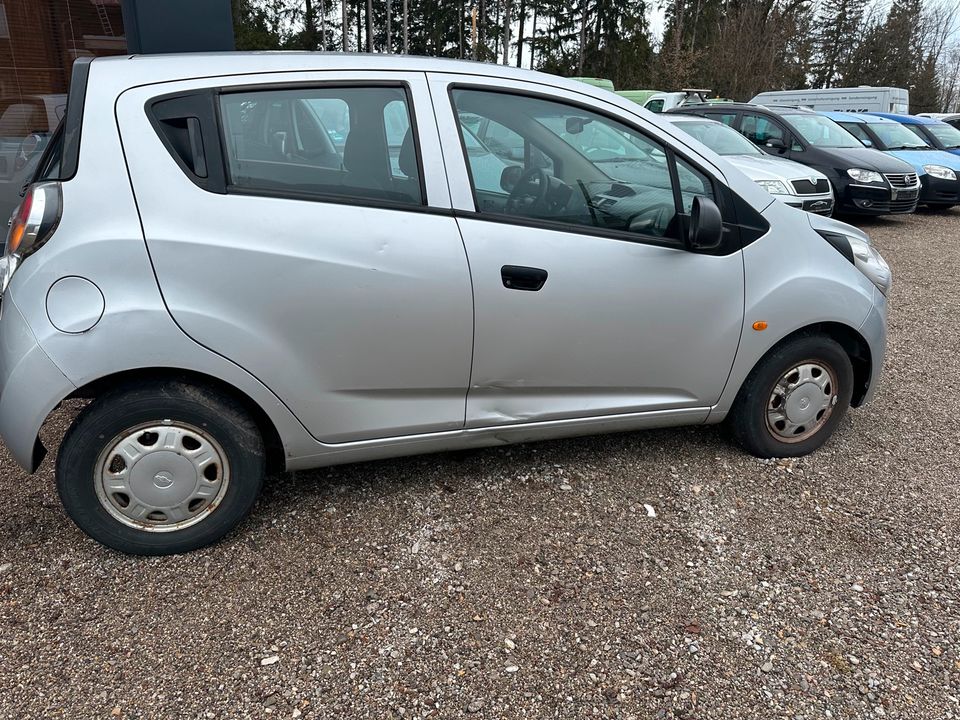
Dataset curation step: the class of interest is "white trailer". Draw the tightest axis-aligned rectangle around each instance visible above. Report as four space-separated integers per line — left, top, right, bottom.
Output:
749 87 909 114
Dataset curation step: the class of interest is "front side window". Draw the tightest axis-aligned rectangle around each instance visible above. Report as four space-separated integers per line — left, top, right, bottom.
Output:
740 114 786 146
840 122 873 146
219 85 422 206
452 88 715 242
783 114 862 148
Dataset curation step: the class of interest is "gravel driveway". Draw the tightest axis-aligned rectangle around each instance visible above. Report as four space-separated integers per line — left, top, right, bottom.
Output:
1 211 959 719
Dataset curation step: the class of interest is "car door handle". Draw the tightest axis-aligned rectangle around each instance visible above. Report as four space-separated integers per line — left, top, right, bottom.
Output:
501 265 548 291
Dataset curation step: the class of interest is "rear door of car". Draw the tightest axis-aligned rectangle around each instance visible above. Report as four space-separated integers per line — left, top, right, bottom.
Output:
116 71 474 444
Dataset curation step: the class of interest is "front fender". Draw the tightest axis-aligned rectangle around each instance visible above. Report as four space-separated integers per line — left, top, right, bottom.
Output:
711 202 879 417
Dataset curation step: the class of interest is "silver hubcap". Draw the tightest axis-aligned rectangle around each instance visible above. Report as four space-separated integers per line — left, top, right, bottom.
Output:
766 361 839 443
95 422 230 532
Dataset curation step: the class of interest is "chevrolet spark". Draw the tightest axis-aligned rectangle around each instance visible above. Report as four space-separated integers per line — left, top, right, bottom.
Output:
0 54 889 555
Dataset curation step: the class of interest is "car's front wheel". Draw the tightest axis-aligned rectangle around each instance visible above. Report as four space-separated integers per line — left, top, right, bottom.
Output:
56 380 265 555
728 335 854 458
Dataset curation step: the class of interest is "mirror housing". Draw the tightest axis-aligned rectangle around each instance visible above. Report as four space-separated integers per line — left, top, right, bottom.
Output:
500 165 523 192
687 196 724 252
14 133 44 172
765 137 787 150
565 116 592 134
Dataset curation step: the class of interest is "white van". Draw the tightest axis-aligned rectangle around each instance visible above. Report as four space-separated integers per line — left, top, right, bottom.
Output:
750 87 909 114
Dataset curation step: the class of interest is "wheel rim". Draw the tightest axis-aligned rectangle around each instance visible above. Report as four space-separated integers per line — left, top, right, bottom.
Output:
94 421 230 533
765 360 839 443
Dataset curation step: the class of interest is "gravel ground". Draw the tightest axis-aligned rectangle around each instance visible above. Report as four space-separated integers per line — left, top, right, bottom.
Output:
1 210 959 719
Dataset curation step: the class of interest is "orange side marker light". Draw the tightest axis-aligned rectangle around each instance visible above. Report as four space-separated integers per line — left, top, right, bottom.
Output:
752 321 768 331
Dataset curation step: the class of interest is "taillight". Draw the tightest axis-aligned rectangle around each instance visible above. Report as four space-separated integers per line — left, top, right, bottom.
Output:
2 182 61 293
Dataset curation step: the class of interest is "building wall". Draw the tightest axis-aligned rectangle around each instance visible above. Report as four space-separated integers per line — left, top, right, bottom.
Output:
0 0 126 220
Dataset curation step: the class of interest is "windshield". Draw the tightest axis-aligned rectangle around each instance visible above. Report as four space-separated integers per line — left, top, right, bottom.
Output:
672 119 763 156
784 114 862 148
869 122 929 150
927 122 960 149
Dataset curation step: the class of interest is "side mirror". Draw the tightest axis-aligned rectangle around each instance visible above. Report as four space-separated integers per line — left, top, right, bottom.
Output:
500 165 523 192
687 196 724 251
765 137 787 150
565 116 592 134
14 133 44 171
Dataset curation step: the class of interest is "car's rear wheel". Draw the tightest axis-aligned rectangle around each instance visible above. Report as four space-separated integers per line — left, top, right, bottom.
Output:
56 380 265 555
728 335 854 458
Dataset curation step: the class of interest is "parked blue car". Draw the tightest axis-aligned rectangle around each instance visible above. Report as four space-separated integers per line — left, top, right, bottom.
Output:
824 111 960 209
868 112 960 158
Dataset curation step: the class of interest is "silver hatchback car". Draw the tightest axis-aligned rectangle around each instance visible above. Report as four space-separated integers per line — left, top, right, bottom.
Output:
0 54 890 555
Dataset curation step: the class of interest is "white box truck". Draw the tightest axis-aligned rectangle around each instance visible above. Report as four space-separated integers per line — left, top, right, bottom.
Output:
749 87 909 114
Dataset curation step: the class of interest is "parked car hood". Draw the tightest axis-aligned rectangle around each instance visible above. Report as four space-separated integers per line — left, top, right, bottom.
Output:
815 146 917 173
884 148 960 172
726 154 829 185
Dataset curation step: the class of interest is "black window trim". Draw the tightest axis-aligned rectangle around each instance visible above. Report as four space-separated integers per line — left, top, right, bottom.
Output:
215 79 429 210
446 82 741 255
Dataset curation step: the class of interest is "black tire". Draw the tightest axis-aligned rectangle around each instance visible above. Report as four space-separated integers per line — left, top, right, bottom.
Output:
56 380 265 555
728 335 854 458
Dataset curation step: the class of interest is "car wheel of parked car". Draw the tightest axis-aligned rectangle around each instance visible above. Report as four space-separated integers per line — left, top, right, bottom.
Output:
56 380 265 555
728 335 854 458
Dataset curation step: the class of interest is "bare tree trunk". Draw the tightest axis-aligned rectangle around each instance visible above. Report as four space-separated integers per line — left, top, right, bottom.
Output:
501 0 511 64
578 0 587 75
386 0 392 51
515 0 525 67
459 0 465 57
342 0 349 50
529 0 536 68
305 0 316 48
356 0 362 50
403 0 409 53
365 0 373 51
479 0 487 59
472 4 478 58
319 0 327 49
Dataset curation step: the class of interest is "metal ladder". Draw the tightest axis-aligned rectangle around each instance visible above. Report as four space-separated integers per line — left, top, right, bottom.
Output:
94 2 114 36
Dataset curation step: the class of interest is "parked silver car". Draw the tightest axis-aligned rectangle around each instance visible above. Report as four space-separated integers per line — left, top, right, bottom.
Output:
0 54 889 554
666 115 835 215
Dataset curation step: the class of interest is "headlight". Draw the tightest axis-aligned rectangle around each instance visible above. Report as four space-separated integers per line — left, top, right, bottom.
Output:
923 164 956 181
754 179 790 195
817 230 891 296
846 168 884 184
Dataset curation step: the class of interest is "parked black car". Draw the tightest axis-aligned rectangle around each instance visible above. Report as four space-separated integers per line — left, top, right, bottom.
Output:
669 103 921 215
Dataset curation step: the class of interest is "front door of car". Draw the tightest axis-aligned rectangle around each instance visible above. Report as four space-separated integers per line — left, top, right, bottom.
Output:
739 112 794 156
430 76 746 428
117 72 473 443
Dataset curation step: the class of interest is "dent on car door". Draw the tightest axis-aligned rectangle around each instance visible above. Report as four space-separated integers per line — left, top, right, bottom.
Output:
117 75 473 444
432 79 745 427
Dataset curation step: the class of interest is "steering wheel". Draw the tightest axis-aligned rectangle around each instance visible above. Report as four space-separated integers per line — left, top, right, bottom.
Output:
506 167 550 214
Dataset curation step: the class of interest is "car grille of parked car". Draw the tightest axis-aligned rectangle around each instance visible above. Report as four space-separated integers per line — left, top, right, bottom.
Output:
791 179 830 195
884 172 920 188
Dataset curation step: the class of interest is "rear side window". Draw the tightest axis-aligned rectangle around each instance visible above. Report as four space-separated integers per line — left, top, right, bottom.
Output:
219 85 423 206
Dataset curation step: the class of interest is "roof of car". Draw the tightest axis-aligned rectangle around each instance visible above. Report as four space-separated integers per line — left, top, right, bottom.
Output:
867 112 939 125
662 113 715 122
89 52 611 99
669 102 817 116
820 111 896 124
